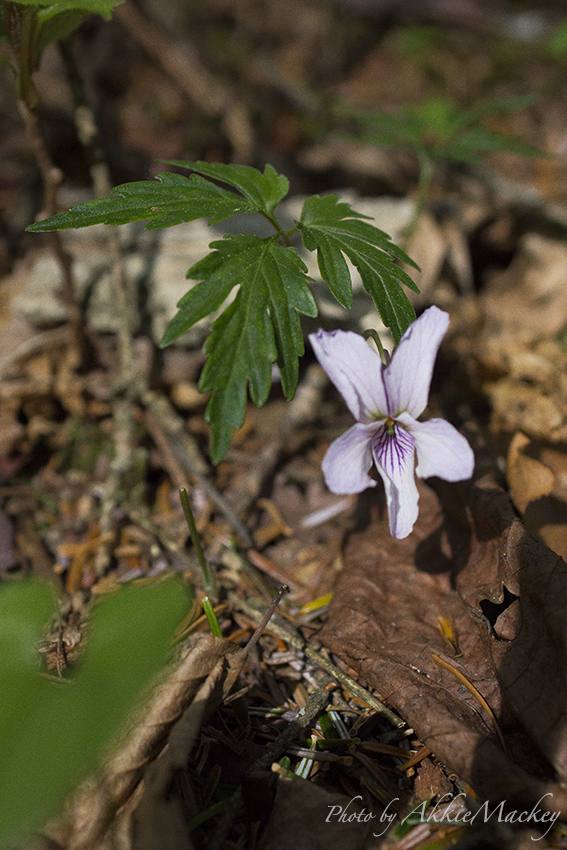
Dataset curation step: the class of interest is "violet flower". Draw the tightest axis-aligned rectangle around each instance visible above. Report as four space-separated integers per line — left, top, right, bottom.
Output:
309 306 474 539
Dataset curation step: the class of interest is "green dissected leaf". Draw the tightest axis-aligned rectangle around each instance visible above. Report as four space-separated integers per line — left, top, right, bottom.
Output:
357 106 435 155
446 126 544 164
162 233 316 463
27 172 256 231
8 0 123 20
163 160 290 216
298 194 419 342
452 94 537 126
0 578 187 847
25 161 417 457
26 161 290 233
356 95 543 165
264 242 317 397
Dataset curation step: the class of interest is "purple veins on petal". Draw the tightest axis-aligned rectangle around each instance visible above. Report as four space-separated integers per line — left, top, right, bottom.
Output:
372 423 415 478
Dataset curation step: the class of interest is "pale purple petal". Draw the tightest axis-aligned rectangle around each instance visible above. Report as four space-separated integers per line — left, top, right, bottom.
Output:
371 423 419 538
322 422 379 494
402 416 475 482
309 329 389 422
383 306 449 418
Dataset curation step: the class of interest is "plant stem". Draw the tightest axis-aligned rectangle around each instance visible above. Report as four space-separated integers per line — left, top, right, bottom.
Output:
403 154 435 255
201 596 223 637
179 487 217 598
260 210 295 245
3 1 91 365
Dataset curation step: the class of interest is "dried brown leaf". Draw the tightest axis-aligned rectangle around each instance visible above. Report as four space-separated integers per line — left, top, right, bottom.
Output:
319 470 567 818
47 633 245 850
484 233 567 341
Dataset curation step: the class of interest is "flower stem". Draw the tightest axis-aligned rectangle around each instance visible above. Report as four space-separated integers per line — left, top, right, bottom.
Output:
362 328 389 367
201 596 223 637
179 487 217 599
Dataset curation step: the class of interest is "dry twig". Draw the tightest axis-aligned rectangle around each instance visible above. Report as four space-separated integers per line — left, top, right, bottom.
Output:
21 103 91 367
230 592 406 729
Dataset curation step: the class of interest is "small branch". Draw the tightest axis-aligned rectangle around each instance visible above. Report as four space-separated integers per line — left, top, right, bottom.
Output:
21 103 91 367
260 210 290 243
58 39 141 576
244 584 289 657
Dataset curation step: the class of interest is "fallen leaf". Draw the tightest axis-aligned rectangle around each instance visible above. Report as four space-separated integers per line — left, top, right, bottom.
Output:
47 633 246 850
484 233 567 340
319 467 567 819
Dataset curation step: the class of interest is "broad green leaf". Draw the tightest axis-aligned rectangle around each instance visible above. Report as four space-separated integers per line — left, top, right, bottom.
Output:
298 195 419 341
0 581 55 673
162 233 315 462
163 160 290 216
0 578 187 847
36 10 85 53
27 172 256 231
8 0 123 19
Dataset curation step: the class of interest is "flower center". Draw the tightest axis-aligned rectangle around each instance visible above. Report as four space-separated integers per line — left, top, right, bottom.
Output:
386 416 395 435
